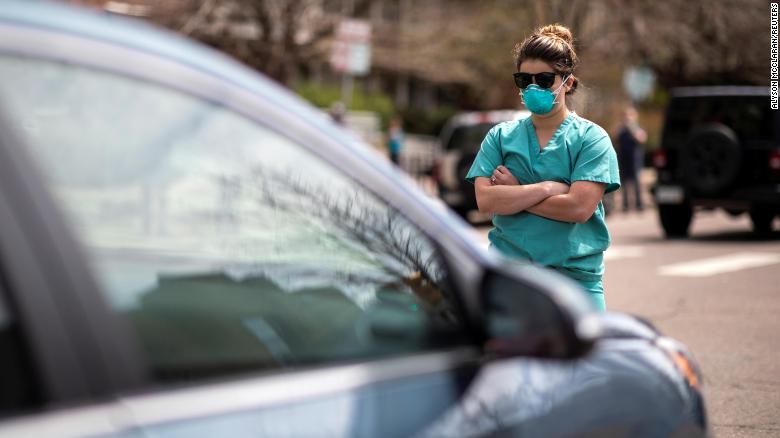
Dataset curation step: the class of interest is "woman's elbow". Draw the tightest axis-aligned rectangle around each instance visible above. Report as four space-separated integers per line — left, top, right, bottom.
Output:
474 190 494 214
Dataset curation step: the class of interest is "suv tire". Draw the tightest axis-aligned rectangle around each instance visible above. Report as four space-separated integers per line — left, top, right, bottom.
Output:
683 124 741 196
659 203 693 238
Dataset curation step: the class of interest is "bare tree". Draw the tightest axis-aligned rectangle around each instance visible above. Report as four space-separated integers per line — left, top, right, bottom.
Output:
246 166 457 322
605 0 767 87
150 0 338 85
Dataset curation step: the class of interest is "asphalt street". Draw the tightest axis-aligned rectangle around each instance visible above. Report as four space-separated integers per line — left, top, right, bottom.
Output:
475 208 780 438
605 209 780 438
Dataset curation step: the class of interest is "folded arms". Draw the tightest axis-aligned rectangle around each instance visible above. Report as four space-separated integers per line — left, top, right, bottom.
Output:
474 165 606 223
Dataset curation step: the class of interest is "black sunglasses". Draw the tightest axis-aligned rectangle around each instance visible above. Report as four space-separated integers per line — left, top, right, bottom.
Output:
513 72 558 90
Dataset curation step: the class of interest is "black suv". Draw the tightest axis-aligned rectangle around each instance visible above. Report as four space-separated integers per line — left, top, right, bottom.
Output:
652 86 780 236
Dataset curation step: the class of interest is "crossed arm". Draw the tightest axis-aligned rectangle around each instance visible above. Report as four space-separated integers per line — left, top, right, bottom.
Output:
474 165 607 223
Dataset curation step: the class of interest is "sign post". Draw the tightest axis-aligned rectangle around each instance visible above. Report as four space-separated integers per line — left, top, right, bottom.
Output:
623 65 656 103
330 19 372 108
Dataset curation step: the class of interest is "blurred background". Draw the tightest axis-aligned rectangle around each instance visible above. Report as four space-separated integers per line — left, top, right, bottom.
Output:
69 0 768 152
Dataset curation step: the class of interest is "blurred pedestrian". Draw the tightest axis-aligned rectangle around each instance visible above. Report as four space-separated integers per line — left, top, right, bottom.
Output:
329 101 346 126
465 24 620 311
387 115 404 165
616 106 647 212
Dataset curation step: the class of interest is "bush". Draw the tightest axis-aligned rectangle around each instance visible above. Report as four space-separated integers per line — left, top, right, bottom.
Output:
295 81 394 129
295 81 459 136
400 106 458 137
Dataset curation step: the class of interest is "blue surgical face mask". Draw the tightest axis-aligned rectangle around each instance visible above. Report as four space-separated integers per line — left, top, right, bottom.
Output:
520 75 570 115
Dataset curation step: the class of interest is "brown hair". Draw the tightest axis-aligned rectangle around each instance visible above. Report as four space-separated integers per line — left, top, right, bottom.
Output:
514 23 579 95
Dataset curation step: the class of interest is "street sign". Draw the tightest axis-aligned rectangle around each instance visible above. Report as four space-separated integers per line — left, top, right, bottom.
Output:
330 19 372 76
623 65 656 103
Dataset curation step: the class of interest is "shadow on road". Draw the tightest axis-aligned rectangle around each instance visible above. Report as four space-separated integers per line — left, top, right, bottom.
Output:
636 230 780 245
688 230 780 243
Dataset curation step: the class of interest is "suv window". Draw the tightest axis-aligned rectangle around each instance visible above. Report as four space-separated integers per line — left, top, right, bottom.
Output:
0 55 465 383
663 95 774 147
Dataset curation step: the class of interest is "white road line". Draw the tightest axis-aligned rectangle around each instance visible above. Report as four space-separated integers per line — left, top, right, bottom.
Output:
604 245 644 261
658 252 780 278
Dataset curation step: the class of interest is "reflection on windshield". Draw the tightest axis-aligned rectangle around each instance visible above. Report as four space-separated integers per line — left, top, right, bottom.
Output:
250 166 452 317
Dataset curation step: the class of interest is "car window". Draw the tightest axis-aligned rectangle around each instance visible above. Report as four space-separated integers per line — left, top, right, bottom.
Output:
0 55 466 383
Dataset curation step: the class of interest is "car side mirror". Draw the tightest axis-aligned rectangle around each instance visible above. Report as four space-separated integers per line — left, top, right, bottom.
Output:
480 263 601 359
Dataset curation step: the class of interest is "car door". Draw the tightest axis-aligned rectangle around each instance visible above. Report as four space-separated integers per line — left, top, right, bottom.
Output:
0 23 486 437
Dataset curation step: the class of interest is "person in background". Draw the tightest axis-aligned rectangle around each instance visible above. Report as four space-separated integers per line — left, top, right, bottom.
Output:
329 101 346 126
616 106 647 212
465 23 620 311
387 116 404 165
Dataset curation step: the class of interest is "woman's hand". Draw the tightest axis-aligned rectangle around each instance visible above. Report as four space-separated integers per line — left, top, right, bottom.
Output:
491 166 569 196
490 165 519 186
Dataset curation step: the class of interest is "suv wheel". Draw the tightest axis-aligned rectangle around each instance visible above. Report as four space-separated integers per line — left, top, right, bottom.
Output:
659 203 693 238
683 124 741 196
749 208 776 234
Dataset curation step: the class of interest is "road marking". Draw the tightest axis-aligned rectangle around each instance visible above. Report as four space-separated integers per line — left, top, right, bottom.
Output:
658 252 780 277
605 245 644 261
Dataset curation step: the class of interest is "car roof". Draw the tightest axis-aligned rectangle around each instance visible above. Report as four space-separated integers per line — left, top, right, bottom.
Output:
670 86 769 98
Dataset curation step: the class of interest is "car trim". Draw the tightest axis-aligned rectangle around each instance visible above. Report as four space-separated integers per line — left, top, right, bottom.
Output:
0 347 479 437
0 403 129 438
122 347 479 427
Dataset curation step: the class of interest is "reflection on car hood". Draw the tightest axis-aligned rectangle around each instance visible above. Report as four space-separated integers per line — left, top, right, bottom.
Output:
597 311 660 340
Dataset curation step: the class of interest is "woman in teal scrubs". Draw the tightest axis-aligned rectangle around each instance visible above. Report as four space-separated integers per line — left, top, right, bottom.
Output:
466 24 620 311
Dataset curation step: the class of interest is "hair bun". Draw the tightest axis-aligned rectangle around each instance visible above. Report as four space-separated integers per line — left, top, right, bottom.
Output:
538 23 573 46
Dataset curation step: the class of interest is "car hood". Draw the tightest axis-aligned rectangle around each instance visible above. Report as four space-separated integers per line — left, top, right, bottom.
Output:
597 312 661 340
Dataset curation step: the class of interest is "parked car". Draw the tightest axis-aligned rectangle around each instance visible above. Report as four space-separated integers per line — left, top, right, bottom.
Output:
652 86 780 237
434 110 529 219
0 2 706 437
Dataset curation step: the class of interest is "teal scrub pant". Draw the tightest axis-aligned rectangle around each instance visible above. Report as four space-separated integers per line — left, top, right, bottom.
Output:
578 279 606 311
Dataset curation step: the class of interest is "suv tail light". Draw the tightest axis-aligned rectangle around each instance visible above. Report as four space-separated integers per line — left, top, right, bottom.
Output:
769 150 780 171
652 149 668 168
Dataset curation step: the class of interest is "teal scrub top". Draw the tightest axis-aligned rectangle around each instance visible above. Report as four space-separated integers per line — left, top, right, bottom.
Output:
466 113 620 282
